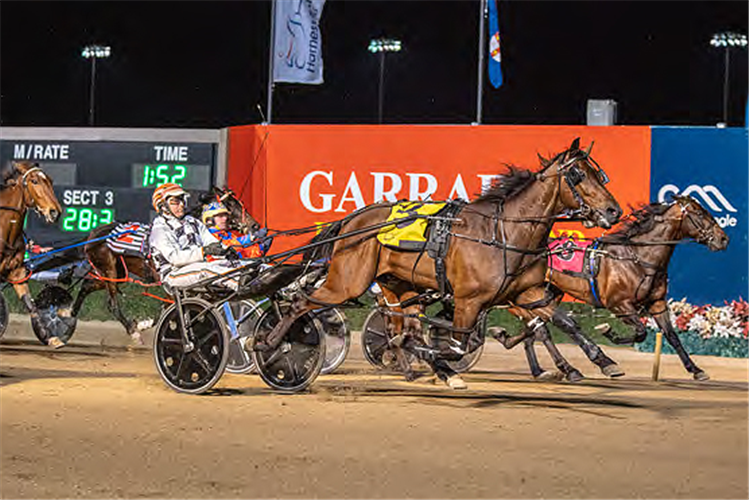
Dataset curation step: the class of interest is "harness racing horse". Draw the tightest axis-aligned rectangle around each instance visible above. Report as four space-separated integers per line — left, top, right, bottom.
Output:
67 186 261 345
496 194 729 381
257 138 623 389
0 161 62 346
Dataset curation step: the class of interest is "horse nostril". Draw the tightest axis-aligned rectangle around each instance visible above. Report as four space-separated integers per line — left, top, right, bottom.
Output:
606 206 622 222
50 209 60 221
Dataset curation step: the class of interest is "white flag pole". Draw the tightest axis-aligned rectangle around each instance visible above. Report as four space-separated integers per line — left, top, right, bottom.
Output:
266 0 277 124
475 0 487 125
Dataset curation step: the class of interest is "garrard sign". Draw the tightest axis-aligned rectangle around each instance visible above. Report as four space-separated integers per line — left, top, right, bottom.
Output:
657 184 738 228
298 170 501 213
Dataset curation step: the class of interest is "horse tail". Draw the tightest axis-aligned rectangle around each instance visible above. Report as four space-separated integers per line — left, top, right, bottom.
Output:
303 219 344 263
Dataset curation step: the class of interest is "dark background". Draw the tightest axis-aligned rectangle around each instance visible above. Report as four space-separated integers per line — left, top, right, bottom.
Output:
1 0 747 128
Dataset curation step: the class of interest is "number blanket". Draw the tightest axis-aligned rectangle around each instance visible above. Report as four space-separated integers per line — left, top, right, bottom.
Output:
105 222 150 257
376 201 447 250
547 237 594 276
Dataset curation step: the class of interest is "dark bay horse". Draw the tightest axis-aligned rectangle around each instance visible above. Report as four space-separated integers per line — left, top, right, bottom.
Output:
497 195 729 381
69 186 261 345
257 138 623 389
0 161 62 346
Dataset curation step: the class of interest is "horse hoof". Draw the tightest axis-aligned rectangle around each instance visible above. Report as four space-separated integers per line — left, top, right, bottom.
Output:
136 319 154 331
446 375 467 390
566 370 584 383
47 337 65 349
535 370 564 382
694 371 710 381
601 364 625 378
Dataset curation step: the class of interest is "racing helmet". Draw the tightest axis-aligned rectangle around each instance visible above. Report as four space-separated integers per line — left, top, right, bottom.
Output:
201 201 230 226
152 183 188 213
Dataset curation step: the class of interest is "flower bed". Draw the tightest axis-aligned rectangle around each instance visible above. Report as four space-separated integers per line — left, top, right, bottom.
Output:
635 298 749 358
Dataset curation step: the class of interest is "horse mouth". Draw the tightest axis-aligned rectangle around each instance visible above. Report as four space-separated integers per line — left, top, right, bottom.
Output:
43 208 60 223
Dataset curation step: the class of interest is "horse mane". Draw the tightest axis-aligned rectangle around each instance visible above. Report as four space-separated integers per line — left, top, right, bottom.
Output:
473 142 584 204
605 200 673 241
473 165 535 204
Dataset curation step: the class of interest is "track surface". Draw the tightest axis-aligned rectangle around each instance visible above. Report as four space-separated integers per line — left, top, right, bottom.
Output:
1 316 747 498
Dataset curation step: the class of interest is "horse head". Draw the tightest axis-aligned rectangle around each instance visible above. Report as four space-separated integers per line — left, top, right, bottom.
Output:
539 138 622 229
671 195 729 252
3 161 61 223
211 186 261 234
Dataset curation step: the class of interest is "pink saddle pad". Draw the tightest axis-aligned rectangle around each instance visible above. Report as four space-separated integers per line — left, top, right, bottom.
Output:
547 237 593 274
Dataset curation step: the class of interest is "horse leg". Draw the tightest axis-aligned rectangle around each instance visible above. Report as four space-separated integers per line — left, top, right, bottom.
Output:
71 277 104 317
597 301 648 345
532 321 584 382
104 283 140 344
12 281 64 348
550 309 624 378
522 336 549 379
649 300 708 381
422 299 488 390
379 285 419 381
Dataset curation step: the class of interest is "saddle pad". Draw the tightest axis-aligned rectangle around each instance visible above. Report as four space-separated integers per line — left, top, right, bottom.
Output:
376 201 446 250
106 222 150 256
547 237 593 275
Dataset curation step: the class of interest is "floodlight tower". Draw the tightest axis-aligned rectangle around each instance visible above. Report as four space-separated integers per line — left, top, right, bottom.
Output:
709 32 747 125
81 44 112 126
368 38 402 124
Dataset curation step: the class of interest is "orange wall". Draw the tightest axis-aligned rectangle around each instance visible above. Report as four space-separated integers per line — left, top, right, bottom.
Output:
227 125 652 253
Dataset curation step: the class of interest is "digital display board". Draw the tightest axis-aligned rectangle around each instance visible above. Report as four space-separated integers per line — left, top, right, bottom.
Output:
0 140 216 245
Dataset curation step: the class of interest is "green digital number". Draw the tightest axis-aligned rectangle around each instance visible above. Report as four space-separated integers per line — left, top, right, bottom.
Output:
172 165 186 185
141 164 189 188
62 207 77 231
100 208 114 225
61 207 116 232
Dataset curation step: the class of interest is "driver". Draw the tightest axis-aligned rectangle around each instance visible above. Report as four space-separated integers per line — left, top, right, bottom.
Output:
148 183 240 291
201 201 271 259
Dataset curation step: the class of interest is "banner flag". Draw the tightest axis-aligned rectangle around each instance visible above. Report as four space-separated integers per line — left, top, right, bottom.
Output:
272 0 325 84
488 0 503 88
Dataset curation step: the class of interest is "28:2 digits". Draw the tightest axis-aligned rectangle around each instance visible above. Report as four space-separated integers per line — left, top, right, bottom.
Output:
61 207 115 232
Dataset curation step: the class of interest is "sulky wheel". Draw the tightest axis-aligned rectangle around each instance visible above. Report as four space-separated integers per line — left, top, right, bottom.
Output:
316 307 350 375
30 285 77 345
360 309 390 368
251 307 325 393
360 308 415 370
224 299 264 375
0 292 8 339
153 297 229 395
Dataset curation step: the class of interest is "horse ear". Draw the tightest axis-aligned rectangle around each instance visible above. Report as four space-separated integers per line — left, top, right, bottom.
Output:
570 137 580 151
585 141 594 155
537 153 551 167
1 162 14 183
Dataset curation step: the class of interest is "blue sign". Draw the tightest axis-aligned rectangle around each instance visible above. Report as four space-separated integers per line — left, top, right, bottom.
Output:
650 127 748 304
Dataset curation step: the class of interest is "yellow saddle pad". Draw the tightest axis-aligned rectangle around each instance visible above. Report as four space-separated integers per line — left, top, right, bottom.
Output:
377 201 446 250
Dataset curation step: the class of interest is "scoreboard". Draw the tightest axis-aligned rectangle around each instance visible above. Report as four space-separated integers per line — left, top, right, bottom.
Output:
0 131 219 246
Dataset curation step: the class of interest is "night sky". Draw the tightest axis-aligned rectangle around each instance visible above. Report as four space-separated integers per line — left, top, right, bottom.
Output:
1 0 747 128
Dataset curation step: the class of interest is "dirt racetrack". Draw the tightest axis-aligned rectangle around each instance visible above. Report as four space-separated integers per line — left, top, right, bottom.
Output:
1 315 748 499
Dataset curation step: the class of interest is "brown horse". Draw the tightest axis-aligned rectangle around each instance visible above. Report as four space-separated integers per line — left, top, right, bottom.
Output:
256 138 623 389
69 186 261 345
496 195 729 381
0 161 62 346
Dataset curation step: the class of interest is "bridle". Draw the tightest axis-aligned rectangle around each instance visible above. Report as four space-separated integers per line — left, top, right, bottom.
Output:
537 149 611 222
675 198 717 246
0 166 49 216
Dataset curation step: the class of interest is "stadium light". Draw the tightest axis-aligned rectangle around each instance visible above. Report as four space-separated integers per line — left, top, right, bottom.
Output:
368 38 402 123
81 44 111 126
709 32 747 125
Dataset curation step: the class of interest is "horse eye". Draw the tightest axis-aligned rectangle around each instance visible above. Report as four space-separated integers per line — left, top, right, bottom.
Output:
31 179 39 184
